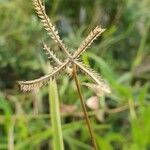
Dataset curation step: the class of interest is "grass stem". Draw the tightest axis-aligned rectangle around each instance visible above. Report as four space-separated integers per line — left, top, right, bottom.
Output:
72 64 98 150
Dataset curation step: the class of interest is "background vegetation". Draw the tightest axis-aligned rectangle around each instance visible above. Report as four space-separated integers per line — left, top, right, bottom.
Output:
0 0 150 149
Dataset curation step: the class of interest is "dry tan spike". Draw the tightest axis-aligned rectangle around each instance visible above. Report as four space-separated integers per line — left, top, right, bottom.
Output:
73 26 105 59
33 0 70 57
74 61 111 94
18 61 69 91
43 43 72 75
83 83 110 96
43 43 62 65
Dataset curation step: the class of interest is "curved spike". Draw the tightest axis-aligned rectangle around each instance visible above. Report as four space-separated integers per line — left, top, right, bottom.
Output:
74 60 111 94
43 43 62 64
33 0 70 57
18 60 69 91
73 26 105 59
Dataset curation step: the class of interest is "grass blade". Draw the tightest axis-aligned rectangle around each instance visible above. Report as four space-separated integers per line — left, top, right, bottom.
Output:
49 78 64 150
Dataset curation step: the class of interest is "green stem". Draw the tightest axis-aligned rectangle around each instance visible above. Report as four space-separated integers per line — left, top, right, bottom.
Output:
128 98 136 119
72 64 98 150
49 78 64 150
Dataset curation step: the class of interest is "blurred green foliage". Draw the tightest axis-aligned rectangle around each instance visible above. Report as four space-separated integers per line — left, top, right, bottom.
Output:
0 0 150 149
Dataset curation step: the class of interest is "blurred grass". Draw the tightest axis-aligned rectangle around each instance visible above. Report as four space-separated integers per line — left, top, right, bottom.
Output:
0 0 150 150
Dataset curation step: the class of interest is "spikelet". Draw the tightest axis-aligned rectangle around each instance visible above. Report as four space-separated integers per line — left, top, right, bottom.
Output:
33 0 70 56
43 43 62 65
43 43 73 75
18 61 69 91
73 26 105 58
83 83 110 97
74 61 111 94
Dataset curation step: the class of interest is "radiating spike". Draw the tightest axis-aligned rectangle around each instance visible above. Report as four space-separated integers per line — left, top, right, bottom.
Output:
43 43 62 65
83 82 110 96
73 26 105 59
18 60 69 91
33 0 70 57
74 61 111 94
